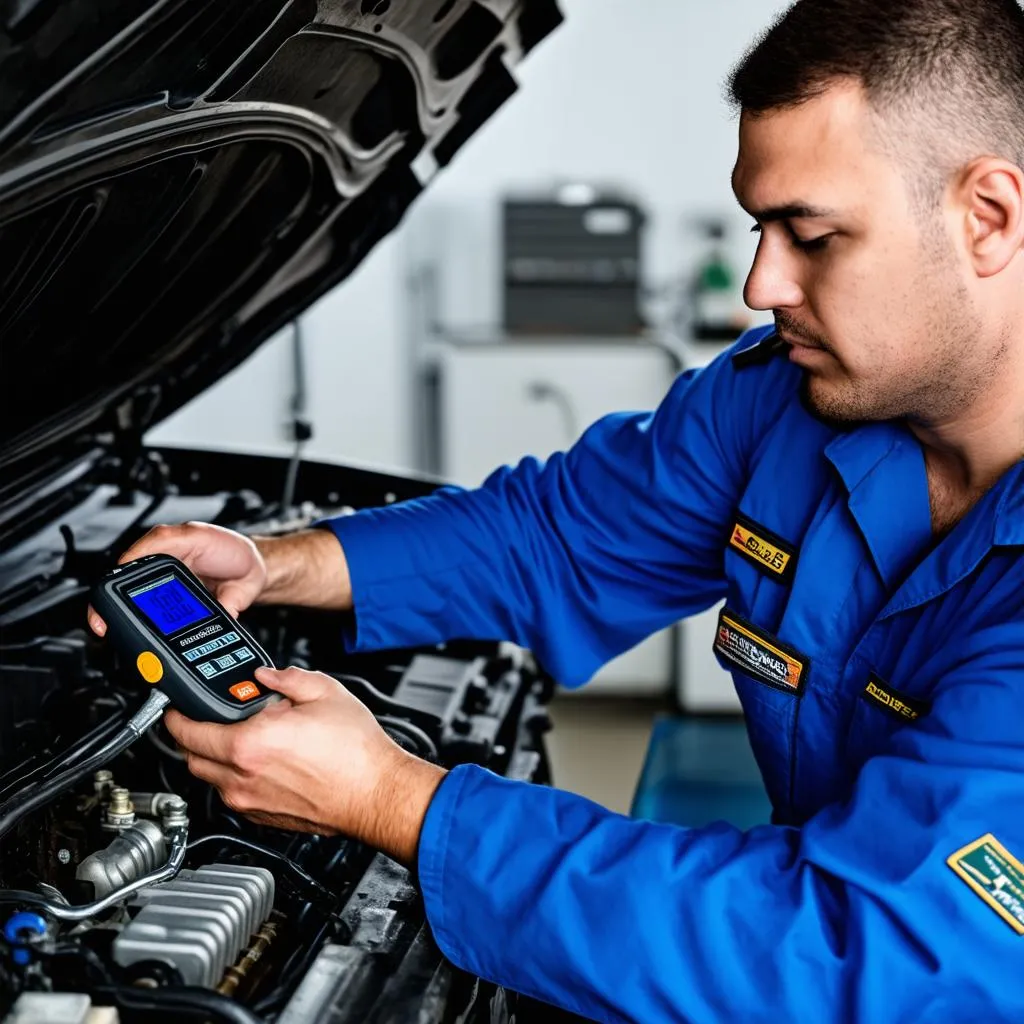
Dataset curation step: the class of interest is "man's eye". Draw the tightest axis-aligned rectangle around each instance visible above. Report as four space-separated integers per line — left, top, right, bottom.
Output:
749 223 833 252
792 234 833 253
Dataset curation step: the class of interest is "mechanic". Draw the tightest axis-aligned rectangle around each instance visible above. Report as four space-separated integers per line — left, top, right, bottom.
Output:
90 1 1024 1020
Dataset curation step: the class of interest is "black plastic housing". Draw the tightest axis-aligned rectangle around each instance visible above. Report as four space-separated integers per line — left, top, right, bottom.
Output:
91 553 276 723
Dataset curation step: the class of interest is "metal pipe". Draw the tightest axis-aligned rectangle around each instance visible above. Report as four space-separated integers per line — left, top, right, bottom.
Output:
76 820 166 899
0 825 187 921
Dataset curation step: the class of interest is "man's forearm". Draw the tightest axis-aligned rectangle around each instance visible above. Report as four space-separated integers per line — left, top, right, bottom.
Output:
254 528 353 610
360 751 447 867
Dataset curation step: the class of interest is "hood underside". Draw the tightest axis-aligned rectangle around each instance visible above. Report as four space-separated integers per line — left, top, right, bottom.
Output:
0 0 561 477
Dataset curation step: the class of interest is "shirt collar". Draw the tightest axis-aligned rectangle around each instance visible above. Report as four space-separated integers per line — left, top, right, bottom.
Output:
826 424 1024 610
824 422 932 590
993 460 1024 547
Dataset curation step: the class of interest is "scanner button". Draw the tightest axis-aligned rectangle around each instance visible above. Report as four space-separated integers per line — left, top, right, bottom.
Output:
229 681 260 702
136 651 163 684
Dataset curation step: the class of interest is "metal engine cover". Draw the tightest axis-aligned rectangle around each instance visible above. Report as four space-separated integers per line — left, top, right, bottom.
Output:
112 863 274 988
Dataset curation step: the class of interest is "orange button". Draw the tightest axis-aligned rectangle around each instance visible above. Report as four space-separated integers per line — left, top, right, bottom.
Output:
229 681 260 702
136 651 163 684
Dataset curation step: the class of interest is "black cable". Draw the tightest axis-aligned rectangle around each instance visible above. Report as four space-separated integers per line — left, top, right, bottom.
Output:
0 738 132 840
34 942 115 987
0 640 52 654
0 691 168 840
158 758 177 799
187 834 336 903
200 787 244 833
322 839 352 877
0 701 127 803
146 726 186 761
251 914 333 1015
330 673 442 740
100 984 264 1024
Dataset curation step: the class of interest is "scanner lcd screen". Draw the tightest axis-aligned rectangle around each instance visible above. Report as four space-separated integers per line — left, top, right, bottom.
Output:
128 575 211 636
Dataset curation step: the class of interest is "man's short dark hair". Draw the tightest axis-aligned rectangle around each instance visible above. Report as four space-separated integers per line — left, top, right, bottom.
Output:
728 0 1024 206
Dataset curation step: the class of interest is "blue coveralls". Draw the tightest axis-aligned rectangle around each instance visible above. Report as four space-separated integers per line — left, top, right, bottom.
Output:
319 325 1024 1024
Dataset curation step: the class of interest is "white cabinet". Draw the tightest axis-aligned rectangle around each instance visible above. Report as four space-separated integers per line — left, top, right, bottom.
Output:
437 338 679 696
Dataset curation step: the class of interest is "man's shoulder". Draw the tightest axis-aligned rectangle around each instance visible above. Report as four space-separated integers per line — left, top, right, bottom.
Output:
697 325 800 388
675 325 806 428
662 326 838 471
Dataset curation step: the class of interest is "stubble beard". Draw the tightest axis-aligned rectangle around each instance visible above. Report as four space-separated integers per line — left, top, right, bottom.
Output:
793 257 988 429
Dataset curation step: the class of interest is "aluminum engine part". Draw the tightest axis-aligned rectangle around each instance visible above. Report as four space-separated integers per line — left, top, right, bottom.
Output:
112 864 274 988
128 792 188 825
75 821 165 899
101 788 135 832
3 992 118 1023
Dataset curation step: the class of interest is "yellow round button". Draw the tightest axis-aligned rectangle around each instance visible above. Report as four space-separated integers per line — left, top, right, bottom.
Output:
136 651 164 684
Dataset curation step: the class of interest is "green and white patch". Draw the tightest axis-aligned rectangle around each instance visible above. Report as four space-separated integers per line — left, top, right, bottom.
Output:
948 834 1024 936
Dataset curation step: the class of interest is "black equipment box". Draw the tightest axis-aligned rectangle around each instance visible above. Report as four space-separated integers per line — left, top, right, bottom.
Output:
502 196 645 335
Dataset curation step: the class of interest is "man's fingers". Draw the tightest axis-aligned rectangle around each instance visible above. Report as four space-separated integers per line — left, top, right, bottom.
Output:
215 582 250 620
86 605 106 637
117 523 196 566
183 753 236 791
254 667 339 704
164 709 238 763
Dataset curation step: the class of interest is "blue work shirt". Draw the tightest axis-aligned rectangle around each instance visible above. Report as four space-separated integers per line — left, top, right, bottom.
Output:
319 325 1024 1024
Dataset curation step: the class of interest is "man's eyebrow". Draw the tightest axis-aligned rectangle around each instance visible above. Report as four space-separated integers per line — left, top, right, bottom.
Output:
743 203 837 223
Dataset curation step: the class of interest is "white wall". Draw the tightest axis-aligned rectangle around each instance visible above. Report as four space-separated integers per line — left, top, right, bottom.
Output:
407 0 785 334
149 233 410 469
150 1 783 468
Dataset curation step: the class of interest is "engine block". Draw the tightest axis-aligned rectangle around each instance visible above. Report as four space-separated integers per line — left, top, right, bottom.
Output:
112 864 275 988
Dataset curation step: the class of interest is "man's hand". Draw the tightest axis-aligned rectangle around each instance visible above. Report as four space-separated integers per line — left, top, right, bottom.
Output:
87 521 352 637
87 522 267 636
163 667 447 866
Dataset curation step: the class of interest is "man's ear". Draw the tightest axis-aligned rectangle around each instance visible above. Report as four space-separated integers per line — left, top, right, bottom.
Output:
956 157 1024 278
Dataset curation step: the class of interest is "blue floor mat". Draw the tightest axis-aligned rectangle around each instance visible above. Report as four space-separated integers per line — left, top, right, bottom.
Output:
630 716 772 830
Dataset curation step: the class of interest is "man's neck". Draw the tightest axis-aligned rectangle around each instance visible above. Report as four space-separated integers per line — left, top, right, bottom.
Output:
908 359 1024 536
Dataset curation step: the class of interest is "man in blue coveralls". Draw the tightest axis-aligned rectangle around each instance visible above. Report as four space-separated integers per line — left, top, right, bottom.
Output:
91 0 1024 1020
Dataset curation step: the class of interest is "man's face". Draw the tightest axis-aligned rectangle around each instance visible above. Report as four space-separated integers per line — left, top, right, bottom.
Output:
732 81 986 425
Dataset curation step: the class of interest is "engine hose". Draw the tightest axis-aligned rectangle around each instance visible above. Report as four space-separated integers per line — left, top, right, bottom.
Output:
0 707 126 804
0 690 169 841
102 983 264 1024
34 942 115 986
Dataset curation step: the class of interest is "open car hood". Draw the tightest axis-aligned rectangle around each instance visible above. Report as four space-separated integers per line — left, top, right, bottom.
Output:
0 0 561 477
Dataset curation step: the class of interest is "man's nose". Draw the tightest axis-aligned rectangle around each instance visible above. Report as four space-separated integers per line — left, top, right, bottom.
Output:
743 240 804 311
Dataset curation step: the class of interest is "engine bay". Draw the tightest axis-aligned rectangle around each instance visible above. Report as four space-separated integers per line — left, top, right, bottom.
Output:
0 445 556 1023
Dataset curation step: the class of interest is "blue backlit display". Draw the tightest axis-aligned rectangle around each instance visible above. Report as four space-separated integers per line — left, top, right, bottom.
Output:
128 575 211 636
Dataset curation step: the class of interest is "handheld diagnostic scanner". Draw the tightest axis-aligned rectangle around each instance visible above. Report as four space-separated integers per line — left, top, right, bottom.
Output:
91 554 277 723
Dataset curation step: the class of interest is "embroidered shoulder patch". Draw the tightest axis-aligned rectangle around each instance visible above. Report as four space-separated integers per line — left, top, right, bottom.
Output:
862 674 931 722
714 608 808 695
948 834 1024 935
729 514 797 583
